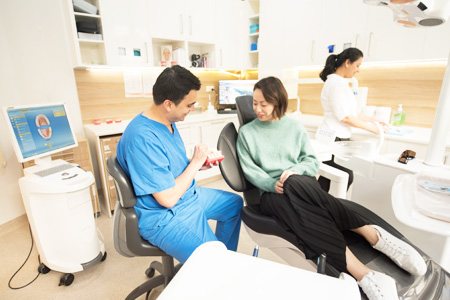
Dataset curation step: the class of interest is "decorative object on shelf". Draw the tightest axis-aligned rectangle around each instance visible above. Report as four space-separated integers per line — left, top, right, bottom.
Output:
172 47 187 67
250 23 259 34
191 54 201 67
161 45 173 65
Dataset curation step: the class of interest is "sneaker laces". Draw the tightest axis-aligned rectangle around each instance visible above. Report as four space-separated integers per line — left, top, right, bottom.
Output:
377 234 409 258
361 274 385 299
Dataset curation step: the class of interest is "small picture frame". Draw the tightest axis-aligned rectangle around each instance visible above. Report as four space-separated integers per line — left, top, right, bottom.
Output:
161 45 172 62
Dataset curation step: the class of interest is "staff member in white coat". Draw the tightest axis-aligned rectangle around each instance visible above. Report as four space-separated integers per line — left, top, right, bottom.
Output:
318 48 386 192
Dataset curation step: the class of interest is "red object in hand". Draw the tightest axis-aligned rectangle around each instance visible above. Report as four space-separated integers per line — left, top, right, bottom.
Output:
205 150 224 165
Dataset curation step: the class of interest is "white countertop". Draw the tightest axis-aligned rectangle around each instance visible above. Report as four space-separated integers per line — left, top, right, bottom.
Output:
288 113 450 148
84 112 237 136
83 111 450 148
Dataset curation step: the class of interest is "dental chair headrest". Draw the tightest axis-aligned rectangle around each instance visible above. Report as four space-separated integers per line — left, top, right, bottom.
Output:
236 95 257 128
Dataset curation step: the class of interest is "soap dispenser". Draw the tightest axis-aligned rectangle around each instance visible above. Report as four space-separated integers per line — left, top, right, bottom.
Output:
392 104 406 126
207 93 216 114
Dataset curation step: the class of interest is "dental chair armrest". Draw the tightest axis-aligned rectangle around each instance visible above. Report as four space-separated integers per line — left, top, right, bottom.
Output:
318 163 349 199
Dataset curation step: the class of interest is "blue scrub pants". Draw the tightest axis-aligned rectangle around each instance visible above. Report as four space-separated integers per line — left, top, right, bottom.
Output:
140 187 243 264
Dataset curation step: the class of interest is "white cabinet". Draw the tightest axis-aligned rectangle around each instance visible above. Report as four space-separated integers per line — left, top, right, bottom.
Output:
147 0 216 44
186 0 217 45
363 6 427 62
422 21 450 60
316 0 368 64
100 0 151 66
147 0 186 41
216 0 245 69
258 0 283 72
258 1 449 70
147 0 217 67
259 0 367 71
273 0 324 67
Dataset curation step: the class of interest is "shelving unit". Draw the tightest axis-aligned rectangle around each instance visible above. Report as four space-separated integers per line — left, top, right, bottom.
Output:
151 38 216 68
246 1 260 69
67 0 107 66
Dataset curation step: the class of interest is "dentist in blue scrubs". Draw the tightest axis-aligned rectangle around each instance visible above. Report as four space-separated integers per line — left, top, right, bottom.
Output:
116 65 243 263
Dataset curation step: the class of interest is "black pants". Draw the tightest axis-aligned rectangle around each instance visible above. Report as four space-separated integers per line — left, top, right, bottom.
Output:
260 175 366 272
317 137 354 191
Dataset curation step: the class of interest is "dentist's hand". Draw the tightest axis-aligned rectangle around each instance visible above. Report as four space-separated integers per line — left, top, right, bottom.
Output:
191 144 209 169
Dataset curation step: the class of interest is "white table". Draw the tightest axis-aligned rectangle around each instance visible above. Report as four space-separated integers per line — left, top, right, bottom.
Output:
158 241 360 300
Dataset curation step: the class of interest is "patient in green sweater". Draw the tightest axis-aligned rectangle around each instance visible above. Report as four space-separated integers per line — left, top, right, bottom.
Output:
236 77 426 300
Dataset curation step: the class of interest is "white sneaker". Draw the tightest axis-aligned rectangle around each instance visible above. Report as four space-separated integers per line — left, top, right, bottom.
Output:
372 225 427 276
358 271 399 300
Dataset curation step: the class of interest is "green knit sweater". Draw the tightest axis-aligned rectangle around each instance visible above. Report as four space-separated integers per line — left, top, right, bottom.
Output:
236 116 319 193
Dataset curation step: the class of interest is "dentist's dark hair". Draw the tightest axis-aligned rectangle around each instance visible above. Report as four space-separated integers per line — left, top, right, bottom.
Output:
319 48 363 82
153 65 201 105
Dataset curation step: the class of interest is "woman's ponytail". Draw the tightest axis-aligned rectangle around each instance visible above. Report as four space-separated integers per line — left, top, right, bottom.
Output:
319 54 338 82
319 48 364 82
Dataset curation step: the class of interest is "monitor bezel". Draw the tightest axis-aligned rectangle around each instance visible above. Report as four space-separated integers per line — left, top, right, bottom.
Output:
218 79 257 109
2 102 78 163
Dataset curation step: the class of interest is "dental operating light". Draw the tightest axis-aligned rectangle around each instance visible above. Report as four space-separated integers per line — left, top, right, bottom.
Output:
363 0 450 27
364 0 450 166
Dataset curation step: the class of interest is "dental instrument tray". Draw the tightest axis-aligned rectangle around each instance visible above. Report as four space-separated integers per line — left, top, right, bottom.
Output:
415 172 450 222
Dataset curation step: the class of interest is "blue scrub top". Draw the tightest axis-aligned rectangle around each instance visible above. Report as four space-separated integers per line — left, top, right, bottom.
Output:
116 113 198 230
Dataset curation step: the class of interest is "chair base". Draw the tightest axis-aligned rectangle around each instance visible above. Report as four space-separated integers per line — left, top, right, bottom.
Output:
243 223 317 272
125 256 182 300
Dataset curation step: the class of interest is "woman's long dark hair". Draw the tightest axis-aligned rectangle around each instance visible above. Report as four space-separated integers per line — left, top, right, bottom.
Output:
319 48 363 82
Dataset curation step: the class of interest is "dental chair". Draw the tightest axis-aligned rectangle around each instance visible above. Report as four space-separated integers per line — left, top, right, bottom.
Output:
217 95 449 299
107 154 181 300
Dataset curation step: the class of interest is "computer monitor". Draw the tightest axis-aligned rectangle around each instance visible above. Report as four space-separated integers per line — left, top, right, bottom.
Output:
2 103 78 164
218 80 257 107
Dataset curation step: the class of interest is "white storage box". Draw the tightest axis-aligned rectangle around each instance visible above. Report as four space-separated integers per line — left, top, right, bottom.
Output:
78 32 103 41
73 0 98 15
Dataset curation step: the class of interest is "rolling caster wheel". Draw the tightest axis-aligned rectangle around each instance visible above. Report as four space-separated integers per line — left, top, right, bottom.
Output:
38 263 50 274
101 252 107 262
145 267 155 278
59 273 75 286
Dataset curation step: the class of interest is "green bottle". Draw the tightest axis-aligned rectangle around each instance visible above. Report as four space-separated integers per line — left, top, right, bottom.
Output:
392 104 406 126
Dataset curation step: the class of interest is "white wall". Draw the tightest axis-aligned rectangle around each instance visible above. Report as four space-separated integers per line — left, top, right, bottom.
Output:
0 0 84 225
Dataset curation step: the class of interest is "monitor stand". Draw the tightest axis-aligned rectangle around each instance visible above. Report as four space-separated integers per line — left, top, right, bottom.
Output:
218 108 237 114
23 155 68 177
33 155 53 167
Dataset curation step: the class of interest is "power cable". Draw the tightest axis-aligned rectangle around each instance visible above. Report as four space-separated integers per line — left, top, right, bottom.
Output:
8 224 41 290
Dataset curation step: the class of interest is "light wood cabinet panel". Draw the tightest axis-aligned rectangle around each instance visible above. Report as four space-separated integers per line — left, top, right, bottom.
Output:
99 135 121 212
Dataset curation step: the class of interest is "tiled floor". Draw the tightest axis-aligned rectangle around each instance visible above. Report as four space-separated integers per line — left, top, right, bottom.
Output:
0 178 286 300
